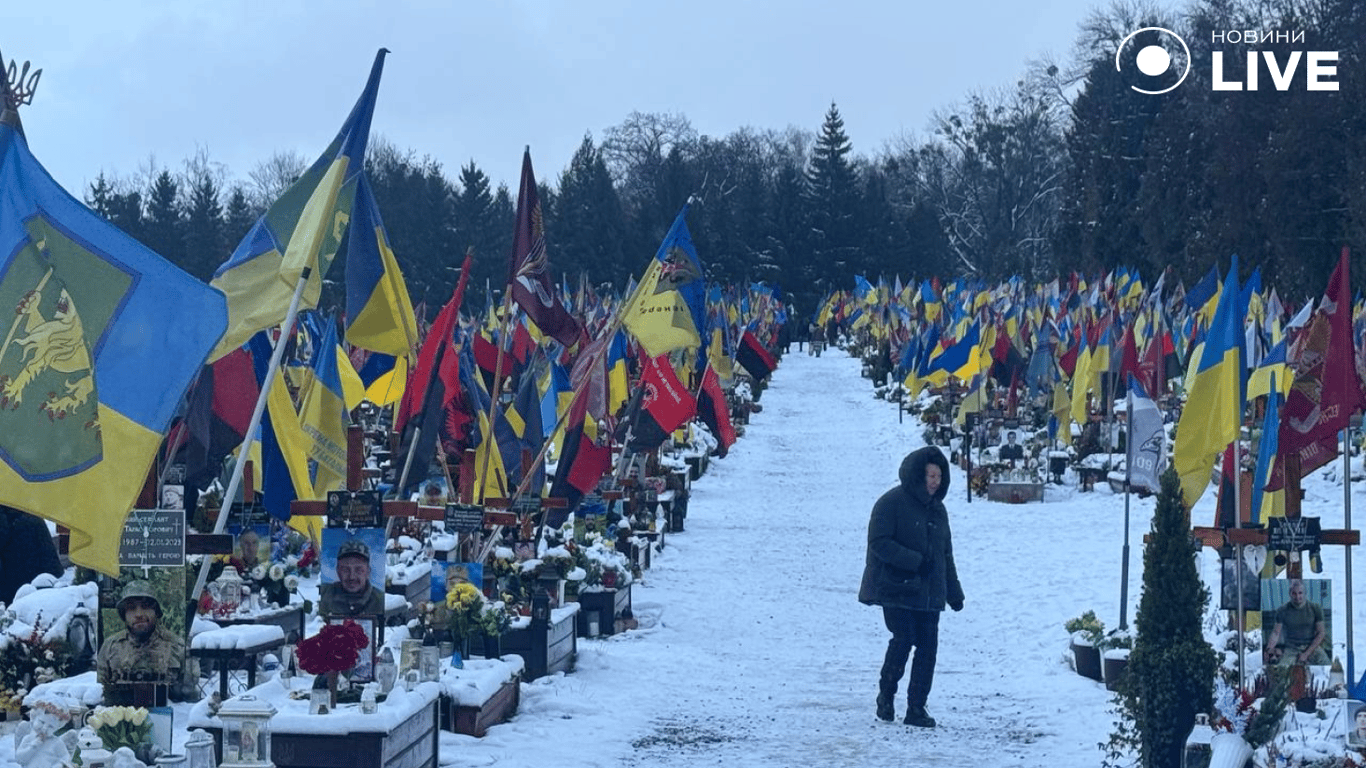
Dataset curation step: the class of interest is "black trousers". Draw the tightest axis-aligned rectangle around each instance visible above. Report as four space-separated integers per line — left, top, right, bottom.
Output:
879 607 940 707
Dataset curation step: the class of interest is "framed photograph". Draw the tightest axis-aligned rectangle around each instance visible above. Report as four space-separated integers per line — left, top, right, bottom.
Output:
432 561 484 602
1219 556 1261 611
319 528 387 618
1348 700 1366 747
1260 578 1333 667
327 616 378 682
227 523 270 578
97 569 188 698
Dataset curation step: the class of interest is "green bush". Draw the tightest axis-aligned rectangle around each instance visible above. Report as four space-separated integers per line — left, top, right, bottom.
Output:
1104 467 1218 768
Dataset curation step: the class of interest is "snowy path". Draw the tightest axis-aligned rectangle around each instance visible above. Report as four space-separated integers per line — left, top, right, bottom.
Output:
442 347 1138 767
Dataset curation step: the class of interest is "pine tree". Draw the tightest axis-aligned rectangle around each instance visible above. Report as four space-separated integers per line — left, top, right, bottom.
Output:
805 102 861 291
553 136 627 285
143 169 184 264
1112 467 1217 768
183 171 223 281
222 184 258 252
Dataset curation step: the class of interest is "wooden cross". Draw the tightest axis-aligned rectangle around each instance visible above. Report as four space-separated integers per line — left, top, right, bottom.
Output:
1188 453 1359 698
289 425 445 527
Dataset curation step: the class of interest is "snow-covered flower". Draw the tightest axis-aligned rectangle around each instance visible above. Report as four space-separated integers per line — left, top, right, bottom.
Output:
269 564 285 582
251 564 267 581
284 575 299 592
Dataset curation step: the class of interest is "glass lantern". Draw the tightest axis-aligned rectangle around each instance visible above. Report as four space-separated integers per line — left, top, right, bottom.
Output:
1182 713 1214 768
184 729 216 768
217 566 244 613
217 694 276 768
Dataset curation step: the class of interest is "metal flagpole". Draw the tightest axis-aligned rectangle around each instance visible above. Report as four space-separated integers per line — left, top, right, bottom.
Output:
1120 392 1132 630
1344 424 1355 687
189 266 313 609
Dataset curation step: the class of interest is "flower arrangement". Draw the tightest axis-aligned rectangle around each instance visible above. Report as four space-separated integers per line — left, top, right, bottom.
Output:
297 620 370 675
445 582 486 644
479 600 513 638
1212 666 1291 749
1065 610 1105 647
88 705 152 753
0 613 74 710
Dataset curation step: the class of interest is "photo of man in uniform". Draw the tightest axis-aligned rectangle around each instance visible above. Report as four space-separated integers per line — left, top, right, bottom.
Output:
96 581 188 703
319 536 386 617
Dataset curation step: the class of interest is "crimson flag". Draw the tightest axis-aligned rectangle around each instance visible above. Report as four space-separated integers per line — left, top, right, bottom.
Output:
1269 248 1366 489
627 354 697 452
507 149 581 347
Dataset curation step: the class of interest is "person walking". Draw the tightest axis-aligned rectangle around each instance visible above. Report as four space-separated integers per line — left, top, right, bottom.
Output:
858 446 964 727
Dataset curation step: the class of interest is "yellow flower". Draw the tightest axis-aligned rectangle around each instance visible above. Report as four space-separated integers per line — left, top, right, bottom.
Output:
445 582 483 610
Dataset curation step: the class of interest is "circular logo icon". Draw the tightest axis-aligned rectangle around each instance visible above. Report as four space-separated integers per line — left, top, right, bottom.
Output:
1115 27 1191 94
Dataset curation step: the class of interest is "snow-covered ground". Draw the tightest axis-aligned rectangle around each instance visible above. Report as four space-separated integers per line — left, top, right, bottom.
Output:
440 345 1164 766
7 344 1366 766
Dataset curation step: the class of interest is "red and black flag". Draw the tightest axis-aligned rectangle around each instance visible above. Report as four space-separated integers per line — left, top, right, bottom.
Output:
626 354 697 452
696 364 735 457
548 392 612 522
395 253 472 493
736 330 776 382
507 149 581 347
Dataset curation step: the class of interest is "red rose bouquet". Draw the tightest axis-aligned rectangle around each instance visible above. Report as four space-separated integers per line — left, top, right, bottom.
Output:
297 620 370 675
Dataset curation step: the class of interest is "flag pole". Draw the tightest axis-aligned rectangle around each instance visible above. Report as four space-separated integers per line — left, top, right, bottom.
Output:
1120 388 1132 630
1344 423 1355 687
189 266 312 612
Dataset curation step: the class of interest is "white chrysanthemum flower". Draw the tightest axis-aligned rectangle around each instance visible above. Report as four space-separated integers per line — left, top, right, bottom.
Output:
285 575 300 592
269 564 285 581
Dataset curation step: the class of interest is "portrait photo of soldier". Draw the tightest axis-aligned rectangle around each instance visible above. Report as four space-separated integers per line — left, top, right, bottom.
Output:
319 528 386 618
97 579 190 704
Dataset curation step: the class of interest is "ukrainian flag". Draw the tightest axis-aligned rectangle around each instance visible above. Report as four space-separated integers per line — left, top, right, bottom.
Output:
209 49 389 361
1174 258 1244 509
0 110 226 576
344 173 418 364
298 317 349 496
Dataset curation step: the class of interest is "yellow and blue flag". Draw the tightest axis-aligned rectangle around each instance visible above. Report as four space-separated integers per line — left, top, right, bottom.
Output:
0 111 227 575
344 173 418 366
298 317 349 496
1174 258 1244 509
621 204 706 358
209 49 389 361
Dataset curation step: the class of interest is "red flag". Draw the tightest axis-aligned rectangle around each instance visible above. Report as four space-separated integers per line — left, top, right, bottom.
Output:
1117 323 1141 387
398 253 471 434
1271 248 1365 488
507 149 581 347
697 364 735 457
627 354 697 451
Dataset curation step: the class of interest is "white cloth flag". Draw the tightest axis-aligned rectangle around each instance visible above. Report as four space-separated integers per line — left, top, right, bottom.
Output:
1126 374 1166 494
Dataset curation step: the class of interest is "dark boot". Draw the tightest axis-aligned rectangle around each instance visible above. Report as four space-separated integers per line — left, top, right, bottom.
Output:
903 704 936 728
875 692 895 722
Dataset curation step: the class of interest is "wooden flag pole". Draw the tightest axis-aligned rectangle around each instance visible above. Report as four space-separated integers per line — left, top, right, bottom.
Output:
189 266 313 610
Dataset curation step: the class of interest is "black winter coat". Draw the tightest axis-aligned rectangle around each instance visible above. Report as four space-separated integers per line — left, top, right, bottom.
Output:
0 506 63 606
858 447 964 611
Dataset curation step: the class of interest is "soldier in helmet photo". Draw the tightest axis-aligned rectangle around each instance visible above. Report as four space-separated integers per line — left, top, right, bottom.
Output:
319 534 386 617
96 580 189 703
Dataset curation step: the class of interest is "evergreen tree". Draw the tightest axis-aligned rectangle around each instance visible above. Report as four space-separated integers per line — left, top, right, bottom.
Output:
452 160 508 297
183 171 223 281
222 184 258 253
552 136 627 286
143 169 184 265
1112 467 1218 768
805 102 862 290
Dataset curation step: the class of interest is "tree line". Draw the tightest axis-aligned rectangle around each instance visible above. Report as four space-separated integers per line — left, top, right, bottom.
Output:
82 0 1365 321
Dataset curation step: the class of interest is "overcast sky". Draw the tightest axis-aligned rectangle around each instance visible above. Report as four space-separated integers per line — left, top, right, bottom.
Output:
6 0 1116 197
